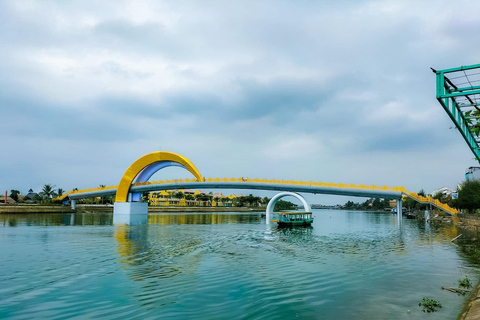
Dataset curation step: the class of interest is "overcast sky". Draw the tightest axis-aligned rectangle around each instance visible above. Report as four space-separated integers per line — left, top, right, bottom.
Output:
2 0 480 204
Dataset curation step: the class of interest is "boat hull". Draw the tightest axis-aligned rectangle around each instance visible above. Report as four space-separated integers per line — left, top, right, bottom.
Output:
277 219 314 227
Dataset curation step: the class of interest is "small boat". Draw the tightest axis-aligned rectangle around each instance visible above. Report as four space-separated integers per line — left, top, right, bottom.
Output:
273 211 314 227
406 212 416 219
391 207 407 215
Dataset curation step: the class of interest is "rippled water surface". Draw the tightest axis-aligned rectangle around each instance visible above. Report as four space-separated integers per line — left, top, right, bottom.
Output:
1 210 480 319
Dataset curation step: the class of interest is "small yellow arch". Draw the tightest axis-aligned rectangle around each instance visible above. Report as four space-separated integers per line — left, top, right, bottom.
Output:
116 151 202 202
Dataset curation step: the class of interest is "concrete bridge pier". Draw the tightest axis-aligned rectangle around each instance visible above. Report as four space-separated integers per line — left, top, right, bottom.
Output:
113 202 148 225
71 199 76 210
397 198 402 223
114 202 148 215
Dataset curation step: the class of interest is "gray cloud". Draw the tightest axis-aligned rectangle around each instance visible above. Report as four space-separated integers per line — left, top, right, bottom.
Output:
1 0 480 199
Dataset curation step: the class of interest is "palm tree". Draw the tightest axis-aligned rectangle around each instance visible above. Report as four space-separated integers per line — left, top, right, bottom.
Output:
57 188 64 197
42 184 56 199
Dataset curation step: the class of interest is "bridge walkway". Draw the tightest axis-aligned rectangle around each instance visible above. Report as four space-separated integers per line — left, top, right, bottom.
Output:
55 177 459 216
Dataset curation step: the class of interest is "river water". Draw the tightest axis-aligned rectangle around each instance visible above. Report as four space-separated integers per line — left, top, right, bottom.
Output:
1 210 479 319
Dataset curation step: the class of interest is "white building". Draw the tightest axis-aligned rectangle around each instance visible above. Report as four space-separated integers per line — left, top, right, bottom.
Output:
431 186 456 197
466 167 480 180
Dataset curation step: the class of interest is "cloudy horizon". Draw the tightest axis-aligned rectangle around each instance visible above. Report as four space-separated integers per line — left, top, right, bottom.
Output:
1 0 479 204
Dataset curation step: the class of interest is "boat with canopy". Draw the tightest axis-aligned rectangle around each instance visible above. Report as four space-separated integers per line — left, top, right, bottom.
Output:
272 211 314 227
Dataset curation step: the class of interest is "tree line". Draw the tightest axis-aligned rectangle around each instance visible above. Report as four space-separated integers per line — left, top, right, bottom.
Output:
343 198 391 211
403 181 480 214
8 185 298 210
455 179 480 213
9 184 64 204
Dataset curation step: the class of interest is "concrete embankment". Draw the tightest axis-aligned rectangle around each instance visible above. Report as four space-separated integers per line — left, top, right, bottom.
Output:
458 284 480 320
0 204 75 213
0 204 264 214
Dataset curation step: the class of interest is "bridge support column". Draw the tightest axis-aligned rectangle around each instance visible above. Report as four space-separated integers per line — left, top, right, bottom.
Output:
71 199 76 210
266 192 311 225
113 202 148 225
397 198 402 223
114 202 148 215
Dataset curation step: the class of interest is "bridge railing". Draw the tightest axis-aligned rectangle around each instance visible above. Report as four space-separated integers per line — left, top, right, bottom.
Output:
53 184 119 201
62 177 407 194
53 177 459 215
402 190 458 215
57 177 404 200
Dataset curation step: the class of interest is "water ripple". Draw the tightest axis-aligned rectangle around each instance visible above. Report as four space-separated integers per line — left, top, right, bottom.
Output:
0 212 478 319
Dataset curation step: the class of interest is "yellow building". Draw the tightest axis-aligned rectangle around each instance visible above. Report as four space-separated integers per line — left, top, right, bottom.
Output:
147 190 241 207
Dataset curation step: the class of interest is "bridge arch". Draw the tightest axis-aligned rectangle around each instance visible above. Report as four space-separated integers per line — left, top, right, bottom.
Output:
116 151 203 203
265 192 311 224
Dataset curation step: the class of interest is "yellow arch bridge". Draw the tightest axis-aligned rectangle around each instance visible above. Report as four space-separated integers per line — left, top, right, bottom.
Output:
55 151 458 216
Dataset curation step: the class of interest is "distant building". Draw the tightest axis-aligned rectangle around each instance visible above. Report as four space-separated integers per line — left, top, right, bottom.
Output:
212 192 223 198
0 196 16 204
147 189 241 207
389 199 397 208
24 189 38 200
466 167 480 181
431 186 456 197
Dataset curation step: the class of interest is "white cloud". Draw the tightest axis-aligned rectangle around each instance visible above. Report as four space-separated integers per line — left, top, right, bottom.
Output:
262 135 323 161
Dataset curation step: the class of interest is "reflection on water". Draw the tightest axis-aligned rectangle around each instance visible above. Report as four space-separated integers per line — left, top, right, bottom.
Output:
114 224 149 266
113 214 148 226
2 210 480 319
0 212 113 226
0 212 261 227
148 213 260 225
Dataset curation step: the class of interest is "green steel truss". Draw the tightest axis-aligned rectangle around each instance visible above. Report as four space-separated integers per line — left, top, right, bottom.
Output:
434 63 480 162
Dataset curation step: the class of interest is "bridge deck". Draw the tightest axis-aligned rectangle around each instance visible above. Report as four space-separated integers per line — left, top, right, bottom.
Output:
55 178 459 215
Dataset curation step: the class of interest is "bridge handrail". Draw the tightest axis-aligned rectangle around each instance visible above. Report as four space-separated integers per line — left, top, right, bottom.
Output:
402 190 458 215
52 177 458 215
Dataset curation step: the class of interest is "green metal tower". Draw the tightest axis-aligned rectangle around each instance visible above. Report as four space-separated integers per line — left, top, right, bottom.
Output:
434 64 480 162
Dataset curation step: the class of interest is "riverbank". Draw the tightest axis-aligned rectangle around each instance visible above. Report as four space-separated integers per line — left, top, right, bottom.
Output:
458 283 480 320
407 210 480 319
0 204 265 214
456 216 480 320
0 204 75 213
427 212 480 320
457 224 480 320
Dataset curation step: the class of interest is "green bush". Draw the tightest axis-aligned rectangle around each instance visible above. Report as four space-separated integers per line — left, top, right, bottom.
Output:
458 180 480 212
459 276 472 289
419 298 442 313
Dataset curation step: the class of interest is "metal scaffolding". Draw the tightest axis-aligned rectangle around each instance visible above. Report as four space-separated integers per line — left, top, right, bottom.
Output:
434 63 480 162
